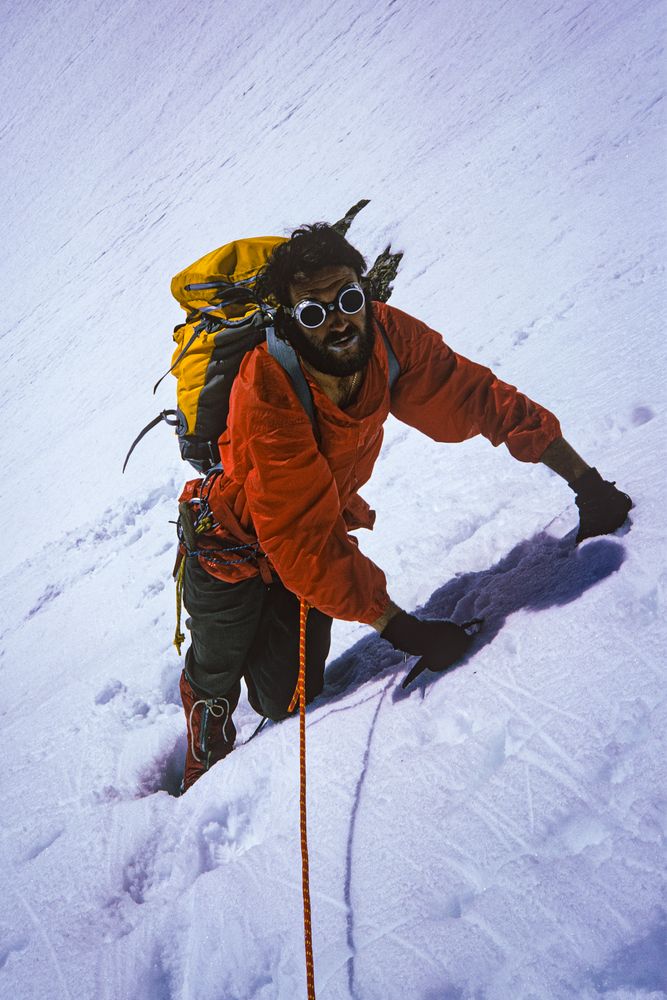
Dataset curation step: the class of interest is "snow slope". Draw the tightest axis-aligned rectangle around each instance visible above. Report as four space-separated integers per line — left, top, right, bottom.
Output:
1 0 665 998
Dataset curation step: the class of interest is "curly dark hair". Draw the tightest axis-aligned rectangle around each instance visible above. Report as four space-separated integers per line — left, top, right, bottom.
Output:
256 223 367 306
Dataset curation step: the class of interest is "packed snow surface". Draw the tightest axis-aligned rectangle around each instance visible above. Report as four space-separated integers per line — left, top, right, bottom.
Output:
1 1 665 998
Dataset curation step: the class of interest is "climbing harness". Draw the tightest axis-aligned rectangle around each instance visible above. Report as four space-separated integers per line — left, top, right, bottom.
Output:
172 467 269 654
288 598 316 1000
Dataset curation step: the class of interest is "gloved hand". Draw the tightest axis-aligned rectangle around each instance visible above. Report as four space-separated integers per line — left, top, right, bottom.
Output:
573 467 632 543
381 611 480 687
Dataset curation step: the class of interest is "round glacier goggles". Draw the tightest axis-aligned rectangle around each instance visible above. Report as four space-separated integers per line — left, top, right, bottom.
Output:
287 282 366 329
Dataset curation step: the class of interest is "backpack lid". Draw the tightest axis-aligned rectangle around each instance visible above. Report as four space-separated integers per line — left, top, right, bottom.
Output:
170 235 286 319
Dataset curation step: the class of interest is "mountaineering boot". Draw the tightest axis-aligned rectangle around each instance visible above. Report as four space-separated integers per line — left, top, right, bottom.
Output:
179 670 238 792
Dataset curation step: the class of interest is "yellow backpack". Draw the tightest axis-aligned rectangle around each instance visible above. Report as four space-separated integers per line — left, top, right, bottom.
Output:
164 234 286 472
123 201 402 473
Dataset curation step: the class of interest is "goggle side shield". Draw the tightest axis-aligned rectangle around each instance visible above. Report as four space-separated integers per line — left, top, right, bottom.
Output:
289 282 366 329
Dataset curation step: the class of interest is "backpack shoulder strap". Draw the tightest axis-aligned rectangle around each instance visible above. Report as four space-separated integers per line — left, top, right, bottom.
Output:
265 316 400 438
265 326 317 428
376 317 400 390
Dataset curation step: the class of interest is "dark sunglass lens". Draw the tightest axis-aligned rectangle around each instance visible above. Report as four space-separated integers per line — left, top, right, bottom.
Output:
339 287 365 314
298 303 326 328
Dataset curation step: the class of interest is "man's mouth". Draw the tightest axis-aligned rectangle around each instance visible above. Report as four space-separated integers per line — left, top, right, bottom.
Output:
326 330 358 351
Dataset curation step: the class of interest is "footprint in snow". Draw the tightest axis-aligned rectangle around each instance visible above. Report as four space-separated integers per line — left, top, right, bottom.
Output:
631 404 654 427
94 680 156 727
559 812 610 856
596 698 651 788
139 578 166 606
93 679 185 798
198 797 265 870
194 775 272 872
94 679 127 705
0 933 29 971
605 404 655 438
419 709 475 749
136 735 185 798
26 583 62 620
22 826 64 862
587 910 667 997
423 883 477 921
123 847 154 905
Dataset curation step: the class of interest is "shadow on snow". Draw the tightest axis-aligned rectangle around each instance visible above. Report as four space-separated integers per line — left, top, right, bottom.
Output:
321 529 626 705
153 530 626 797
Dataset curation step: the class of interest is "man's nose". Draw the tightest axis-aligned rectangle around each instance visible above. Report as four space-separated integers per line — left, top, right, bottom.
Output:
327 307 348 333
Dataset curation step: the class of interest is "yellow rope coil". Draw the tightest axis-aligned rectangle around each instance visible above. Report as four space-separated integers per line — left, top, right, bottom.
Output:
173 557 186 655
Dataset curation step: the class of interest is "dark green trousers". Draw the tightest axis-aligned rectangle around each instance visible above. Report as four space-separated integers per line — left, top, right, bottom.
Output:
183 557 332 720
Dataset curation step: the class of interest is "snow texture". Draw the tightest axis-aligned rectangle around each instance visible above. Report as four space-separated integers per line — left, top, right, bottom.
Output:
0 0 665 998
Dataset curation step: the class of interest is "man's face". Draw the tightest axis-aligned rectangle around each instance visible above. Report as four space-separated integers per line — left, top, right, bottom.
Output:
285 265 375 377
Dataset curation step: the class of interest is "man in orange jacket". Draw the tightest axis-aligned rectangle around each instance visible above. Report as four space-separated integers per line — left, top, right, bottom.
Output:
178 224 632 790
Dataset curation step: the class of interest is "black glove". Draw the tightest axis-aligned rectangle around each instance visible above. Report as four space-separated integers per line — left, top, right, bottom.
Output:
381 611 480 687
573 467 632 543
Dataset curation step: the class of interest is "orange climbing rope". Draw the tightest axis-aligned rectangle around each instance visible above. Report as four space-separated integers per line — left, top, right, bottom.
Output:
288 598 316 1000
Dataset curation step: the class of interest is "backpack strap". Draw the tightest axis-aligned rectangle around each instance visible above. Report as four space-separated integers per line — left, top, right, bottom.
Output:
376 317 400 391
265 326 317 428
266 315 401 436
152 320 207 395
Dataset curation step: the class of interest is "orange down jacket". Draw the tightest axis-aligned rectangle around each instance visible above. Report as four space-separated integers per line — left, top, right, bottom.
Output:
179 301 561 624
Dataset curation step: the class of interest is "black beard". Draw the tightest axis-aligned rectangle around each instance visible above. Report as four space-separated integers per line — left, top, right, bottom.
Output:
280 304 376 376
